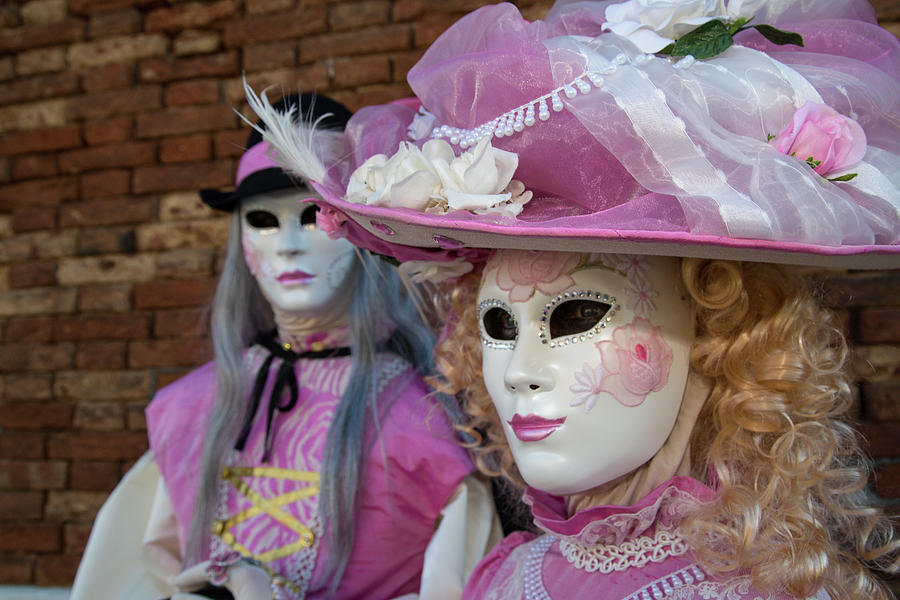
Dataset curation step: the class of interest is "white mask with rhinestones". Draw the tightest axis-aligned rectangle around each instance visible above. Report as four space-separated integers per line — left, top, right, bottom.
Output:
240 189 357 320
477 250 694 495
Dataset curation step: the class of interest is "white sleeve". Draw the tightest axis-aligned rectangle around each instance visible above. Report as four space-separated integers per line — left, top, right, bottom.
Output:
70 451 179 600
415 474 503 600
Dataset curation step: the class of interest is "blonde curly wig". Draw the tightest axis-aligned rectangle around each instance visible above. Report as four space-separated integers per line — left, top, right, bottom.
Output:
430 256 899 599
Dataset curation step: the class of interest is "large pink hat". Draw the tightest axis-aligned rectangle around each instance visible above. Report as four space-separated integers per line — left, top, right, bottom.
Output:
248 0 900 273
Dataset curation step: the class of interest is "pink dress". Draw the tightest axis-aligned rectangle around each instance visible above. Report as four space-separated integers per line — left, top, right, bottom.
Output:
464 477 796 600
147 336 474 600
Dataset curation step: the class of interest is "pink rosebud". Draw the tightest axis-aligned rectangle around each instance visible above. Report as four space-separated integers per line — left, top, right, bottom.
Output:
769 101 867 176
315 206 348 240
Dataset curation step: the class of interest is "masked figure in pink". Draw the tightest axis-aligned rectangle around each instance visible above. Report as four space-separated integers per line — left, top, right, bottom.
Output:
249 0 900 597
69 94 499 600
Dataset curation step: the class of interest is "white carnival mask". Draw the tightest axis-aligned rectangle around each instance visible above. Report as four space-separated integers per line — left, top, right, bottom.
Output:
240 189 357 319
477 250 693 496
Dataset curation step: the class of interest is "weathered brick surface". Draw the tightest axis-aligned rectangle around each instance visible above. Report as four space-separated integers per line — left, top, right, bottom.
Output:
0 491 44 520
77 283 132 312
0 72 79 105
0 433 44 460
165 79 220 106
139 51 239 83
146 0 239 32
13 154 59 180
223 7 328 47
54 313 151 341
59 141 156 174
87 8 141 39
67 86 161 121
173 31 221 57
133 161 234 194
67 34 168 70
0 125 81 156
0 524 62 553
69 461 121 491
299 24 411 62
59 198 155 228
75 226 136 255
160 133 211 163
80 62 135 92
74 341 128 370
46 432 148 460
134 278 217 309
79 170 131 198
0 460 67 490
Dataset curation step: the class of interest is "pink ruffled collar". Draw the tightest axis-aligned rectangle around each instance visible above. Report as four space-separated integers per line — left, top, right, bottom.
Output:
525 476 717 547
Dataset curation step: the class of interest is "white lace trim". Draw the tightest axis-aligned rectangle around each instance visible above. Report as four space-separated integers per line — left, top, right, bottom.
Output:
523 535 555 600
560 528 689 573
627 563 707 600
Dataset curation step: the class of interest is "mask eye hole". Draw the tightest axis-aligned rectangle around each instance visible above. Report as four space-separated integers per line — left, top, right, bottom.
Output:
300 204 319 228
245 210 279 229
548 299 611 339
478 299 517 349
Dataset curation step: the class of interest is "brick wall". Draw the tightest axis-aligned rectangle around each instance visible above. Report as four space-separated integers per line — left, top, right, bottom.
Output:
0 0 897 588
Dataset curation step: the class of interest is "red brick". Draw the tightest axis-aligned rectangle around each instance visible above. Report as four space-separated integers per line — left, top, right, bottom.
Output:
333 55 391 88
59 141 156 174
329 1 390 30
165 79 219 106
34 553 81 587
75 341 127 370
84 116 132 145
133 161 233 194
136 219 229 251
70 0 158 14
67 86 162 121
46 431 147 460
0 125 81 156
227 64 330 104
246 0 294 14
65 523 93 554
155 248 216 279
87 8 140 38
154 307 209 338
12 154 58 179
0 433 44 459
134 278 217 309
146 0 238 31
4 316 53 342
11 206 57 232
140 51 239 83
156 369 191 388
0 402 73 430
73 402 125 431
413 13 461 47
75 227 136 255
0 491 44 520
54 370 152 401
80 170 131 198
875 463 900 499
126 404 147 430
8 260 57 288
59 197 155 227
862 382 900 421
334 83 412 112
0 72 79 105
136 105 235 138
224 6 328 47
0 460 67 490
0 177 78 211
77 284 132 312
0 556 33 585
160 133 211 163
243 41 297 71
2 374 53 400
0 343 72 372
299 24 410 62
173 30 221 57
0 19 85 53
214 129 249 158
54 313 150 342
128 337 212 368
81 62 135 92
392 0 425 21
822 272 900 308
70 461 121 491
0 524 61 553
859 308 900 344
392 49 426 82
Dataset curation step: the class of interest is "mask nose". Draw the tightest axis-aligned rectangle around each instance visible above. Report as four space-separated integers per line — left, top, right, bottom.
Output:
276 220 309 256
503 343 555 394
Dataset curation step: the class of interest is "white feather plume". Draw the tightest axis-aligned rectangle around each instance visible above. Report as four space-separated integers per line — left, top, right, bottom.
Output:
241 77 344 185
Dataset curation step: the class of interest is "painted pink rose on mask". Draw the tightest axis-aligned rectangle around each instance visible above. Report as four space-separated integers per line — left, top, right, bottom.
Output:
769 101 867 176
489 250 582 302
595 318 673 407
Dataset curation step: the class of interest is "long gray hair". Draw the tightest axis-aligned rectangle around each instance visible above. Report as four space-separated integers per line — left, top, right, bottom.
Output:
186 209 455 593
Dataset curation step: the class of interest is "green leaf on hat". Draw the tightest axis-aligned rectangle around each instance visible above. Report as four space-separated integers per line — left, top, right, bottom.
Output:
748 24 804 47
663 19 734 59
828 173 858 182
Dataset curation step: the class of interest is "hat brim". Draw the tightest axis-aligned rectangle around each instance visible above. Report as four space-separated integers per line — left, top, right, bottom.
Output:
316 186 900 270
200 168 301 212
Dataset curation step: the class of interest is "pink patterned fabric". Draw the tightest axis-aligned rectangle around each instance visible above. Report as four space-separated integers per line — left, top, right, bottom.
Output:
463 477 797 600
147 347 473 599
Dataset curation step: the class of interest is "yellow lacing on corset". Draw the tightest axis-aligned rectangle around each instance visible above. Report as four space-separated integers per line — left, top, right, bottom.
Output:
213 466 320 565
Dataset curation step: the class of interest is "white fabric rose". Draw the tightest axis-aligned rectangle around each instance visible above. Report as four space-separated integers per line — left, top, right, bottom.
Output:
398 258 474 284
408 106 439 141
346 137 531 216
602 0 727 53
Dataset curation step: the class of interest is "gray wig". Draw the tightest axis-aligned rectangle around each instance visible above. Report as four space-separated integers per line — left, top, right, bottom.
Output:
186 208 457 594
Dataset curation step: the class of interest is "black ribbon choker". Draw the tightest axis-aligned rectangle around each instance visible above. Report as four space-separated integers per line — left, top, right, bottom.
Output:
234 330 351 462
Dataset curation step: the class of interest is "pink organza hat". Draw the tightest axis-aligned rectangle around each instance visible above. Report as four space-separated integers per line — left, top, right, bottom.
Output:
248 0 900 273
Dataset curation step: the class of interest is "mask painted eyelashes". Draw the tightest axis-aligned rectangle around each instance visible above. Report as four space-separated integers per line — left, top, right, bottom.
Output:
478 299 517 349
541 291 618 348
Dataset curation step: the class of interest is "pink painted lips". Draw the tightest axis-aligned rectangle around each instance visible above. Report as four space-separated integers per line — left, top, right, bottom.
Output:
507 413 566 442
277 270 314 285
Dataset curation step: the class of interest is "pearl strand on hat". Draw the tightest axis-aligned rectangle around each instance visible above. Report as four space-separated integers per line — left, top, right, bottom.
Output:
428 52 698 150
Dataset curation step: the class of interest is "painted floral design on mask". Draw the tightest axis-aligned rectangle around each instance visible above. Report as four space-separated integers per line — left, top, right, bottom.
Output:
595 318 673 407
624 276 659 319
488 250 582 302
242 231 274 281
569 362 605 413
600 253 648 281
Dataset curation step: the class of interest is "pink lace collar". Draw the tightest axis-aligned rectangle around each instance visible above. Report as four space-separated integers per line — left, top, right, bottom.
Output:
524 476 717 547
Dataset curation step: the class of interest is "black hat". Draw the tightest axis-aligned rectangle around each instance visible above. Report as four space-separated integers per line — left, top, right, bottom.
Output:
199 93 352 212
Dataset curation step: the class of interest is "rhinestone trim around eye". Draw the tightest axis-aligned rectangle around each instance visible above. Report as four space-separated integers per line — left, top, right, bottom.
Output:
540 290 619 349
478 298 517 350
